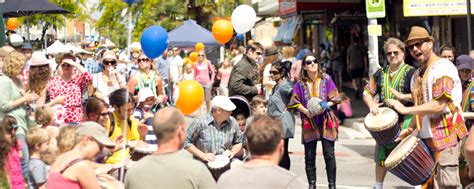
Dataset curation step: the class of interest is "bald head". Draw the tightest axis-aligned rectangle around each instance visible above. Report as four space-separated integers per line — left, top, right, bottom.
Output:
152 107 186 144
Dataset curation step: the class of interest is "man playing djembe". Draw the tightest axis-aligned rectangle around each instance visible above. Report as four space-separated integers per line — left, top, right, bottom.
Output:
363 37 415 189
387 26 468 188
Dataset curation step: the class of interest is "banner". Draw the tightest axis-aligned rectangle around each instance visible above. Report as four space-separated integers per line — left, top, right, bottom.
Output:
404 0 474 16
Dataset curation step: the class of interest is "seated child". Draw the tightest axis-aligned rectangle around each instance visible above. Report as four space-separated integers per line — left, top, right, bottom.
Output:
26 127 51 189
133 88 157 145
1 115 25 189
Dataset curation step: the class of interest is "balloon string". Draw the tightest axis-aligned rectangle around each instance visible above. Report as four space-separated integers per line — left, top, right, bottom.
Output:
229 36 237 51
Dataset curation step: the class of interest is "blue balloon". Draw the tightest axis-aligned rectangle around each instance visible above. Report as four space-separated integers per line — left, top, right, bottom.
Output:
236 34 243 41
123 0 137 6
140 26 169 59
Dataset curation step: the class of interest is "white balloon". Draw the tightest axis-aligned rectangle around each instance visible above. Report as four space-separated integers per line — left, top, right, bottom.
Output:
231 5 256 34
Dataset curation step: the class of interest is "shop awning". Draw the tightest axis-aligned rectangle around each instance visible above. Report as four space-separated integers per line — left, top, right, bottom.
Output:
274 16 300 44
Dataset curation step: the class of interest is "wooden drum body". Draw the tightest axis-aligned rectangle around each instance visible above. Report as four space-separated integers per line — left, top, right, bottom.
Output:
207 155 230 181
130 146 156 161
385 135 435 185
364 107 400 145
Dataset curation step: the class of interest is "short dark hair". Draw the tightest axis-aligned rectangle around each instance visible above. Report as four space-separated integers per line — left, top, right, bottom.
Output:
439 45 455 56
251 95 267 109
245 115 282 156
109 88 135 107
246 42 263 54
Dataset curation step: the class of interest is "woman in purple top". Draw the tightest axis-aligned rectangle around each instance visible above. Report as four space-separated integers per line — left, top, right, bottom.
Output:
289 54 340 189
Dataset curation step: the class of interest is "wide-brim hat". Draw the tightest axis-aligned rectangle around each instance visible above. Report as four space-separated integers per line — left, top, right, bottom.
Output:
264 46 279 56
102 50 117 61
405 26 435 43
30 51 49 66
76 122 115 148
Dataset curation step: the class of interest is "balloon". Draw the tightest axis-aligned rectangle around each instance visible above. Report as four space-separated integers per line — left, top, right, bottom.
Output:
231 5 256 34
189 52 198 62
236 34 243 41
122 0 137 6
183 57 190 64
140 26 169 59
195 42 204 52
247 40 254 46
212 20 233 45
176 80 204 115
6 18 19 31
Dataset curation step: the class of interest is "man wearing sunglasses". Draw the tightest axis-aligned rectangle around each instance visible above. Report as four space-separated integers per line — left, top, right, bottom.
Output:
228 42 264 102
362 38 415 189
386 26 468 188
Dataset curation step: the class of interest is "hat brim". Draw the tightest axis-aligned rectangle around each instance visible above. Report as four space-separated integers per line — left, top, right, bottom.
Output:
95 135 115 148
457 64 472 71
62 59 75 65
405 36 435 44
30 62 49 66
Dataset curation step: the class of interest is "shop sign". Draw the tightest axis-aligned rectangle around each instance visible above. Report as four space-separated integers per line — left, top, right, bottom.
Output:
279 0 297 16
404 0 474 16
366 0 386 18
368 25 382 36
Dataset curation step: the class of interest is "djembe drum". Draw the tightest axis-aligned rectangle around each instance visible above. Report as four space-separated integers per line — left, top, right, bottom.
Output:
207 155 231 181
385 135 435 185
364 107 400 145
130 146 156 161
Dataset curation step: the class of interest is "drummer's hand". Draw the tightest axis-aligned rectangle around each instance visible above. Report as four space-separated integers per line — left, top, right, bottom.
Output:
94 164 115 175
369 103 382 114
113 135 125 152
385 99 407 114
202 153 216 162
138 124 148 138
390 88 403 100
223 150 234 159
394 128 414 142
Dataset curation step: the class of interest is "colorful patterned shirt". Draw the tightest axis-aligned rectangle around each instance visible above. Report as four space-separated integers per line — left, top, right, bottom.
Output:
184 114 243 156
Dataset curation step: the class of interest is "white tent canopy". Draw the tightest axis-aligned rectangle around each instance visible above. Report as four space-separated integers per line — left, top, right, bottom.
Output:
65 43 83 54
47 40 68 54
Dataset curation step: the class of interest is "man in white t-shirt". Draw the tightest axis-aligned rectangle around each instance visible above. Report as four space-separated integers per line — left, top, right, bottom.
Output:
169 47 183 84
217 115 307 189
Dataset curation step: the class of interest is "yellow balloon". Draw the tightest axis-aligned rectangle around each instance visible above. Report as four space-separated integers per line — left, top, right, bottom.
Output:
189 52 198 62
195 42 205 52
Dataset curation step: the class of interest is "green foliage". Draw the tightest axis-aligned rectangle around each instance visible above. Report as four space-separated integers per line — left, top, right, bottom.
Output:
20 0 87 28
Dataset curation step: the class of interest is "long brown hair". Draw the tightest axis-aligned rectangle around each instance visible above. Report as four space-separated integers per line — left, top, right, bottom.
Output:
0 116 15 177
299 54 323 82
28 65 51 95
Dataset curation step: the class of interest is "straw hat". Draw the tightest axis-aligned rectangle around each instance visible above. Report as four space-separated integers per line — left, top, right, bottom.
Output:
405 26 434 43
30 52 49 66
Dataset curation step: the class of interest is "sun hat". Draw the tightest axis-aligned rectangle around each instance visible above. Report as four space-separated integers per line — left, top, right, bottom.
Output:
456 55 473 71
8 34 24 47
405 26 435 43
30 52 49 66
102 50 117 61
138 88 155 103
76 122 115 148
264 46 279 56
211 96 236 111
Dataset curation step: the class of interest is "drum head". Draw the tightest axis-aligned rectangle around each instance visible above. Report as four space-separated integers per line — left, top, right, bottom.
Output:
384 135 418 169
364 107 398 131
134 145 157 153
207 155 230 168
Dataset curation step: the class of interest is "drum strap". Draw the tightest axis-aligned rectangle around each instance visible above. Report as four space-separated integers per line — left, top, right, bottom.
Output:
462 81 473 112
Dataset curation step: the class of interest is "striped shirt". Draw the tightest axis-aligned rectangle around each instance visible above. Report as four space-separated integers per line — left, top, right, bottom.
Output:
184 114 243 156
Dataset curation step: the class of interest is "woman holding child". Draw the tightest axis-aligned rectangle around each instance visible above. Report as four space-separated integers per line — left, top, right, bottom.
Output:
289 54 340 189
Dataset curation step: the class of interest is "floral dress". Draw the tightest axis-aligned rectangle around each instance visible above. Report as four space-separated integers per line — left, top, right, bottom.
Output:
48 72 92 124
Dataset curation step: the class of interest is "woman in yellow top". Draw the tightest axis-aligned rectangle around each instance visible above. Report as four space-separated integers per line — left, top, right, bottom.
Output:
105 88 147 164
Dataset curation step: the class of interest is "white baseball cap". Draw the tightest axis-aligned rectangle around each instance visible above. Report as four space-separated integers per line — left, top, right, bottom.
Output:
211 96 236 111
138 88 155 103
9 34 24 47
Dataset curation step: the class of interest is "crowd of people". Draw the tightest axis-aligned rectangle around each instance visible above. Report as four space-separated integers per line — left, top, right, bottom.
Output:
2 24 474 189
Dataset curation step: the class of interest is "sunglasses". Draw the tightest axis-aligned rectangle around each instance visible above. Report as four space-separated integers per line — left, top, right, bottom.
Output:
407 40 426 50
255 51 263 56
137 58 150 63
305 60 318 65
270 70 279 75
103 60 117 66
9 124 18 133
98 112 109 117
198 54 205 57
386 51 400 57
61 63 72 68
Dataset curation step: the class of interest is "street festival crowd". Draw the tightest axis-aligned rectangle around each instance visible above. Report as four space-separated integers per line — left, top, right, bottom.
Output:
3 24 474 189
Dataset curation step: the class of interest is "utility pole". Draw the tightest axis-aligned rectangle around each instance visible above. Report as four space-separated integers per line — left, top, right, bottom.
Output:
468 0 472 50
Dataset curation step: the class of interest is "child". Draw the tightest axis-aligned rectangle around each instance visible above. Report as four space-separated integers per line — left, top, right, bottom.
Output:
35 106 60 165
173 63 194 103
1 115 25 189
133 88 157 145
336 93 352 124
56 125 78 155
235 112 247 133
246 95 268 126
26 127 51 189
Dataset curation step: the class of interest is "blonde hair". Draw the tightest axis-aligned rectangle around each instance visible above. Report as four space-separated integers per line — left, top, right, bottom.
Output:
26 127 50 154
35 106 54 126
56 125 80 154
3 50 26 77
281 46 295 59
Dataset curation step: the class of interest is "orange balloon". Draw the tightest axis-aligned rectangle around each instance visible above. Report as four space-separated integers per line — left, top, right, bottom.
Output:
195 42 205 52
6 18 19 31
183 57 190 64
189 52 198 62
247 40 254 46
212 20 233 44
176 80 204 115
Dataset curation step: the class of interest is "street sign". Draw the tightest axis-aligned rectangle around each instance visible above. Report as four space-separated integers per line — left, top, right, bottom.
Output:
404 0 474 16
366 0 386 18
368 25 382 36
